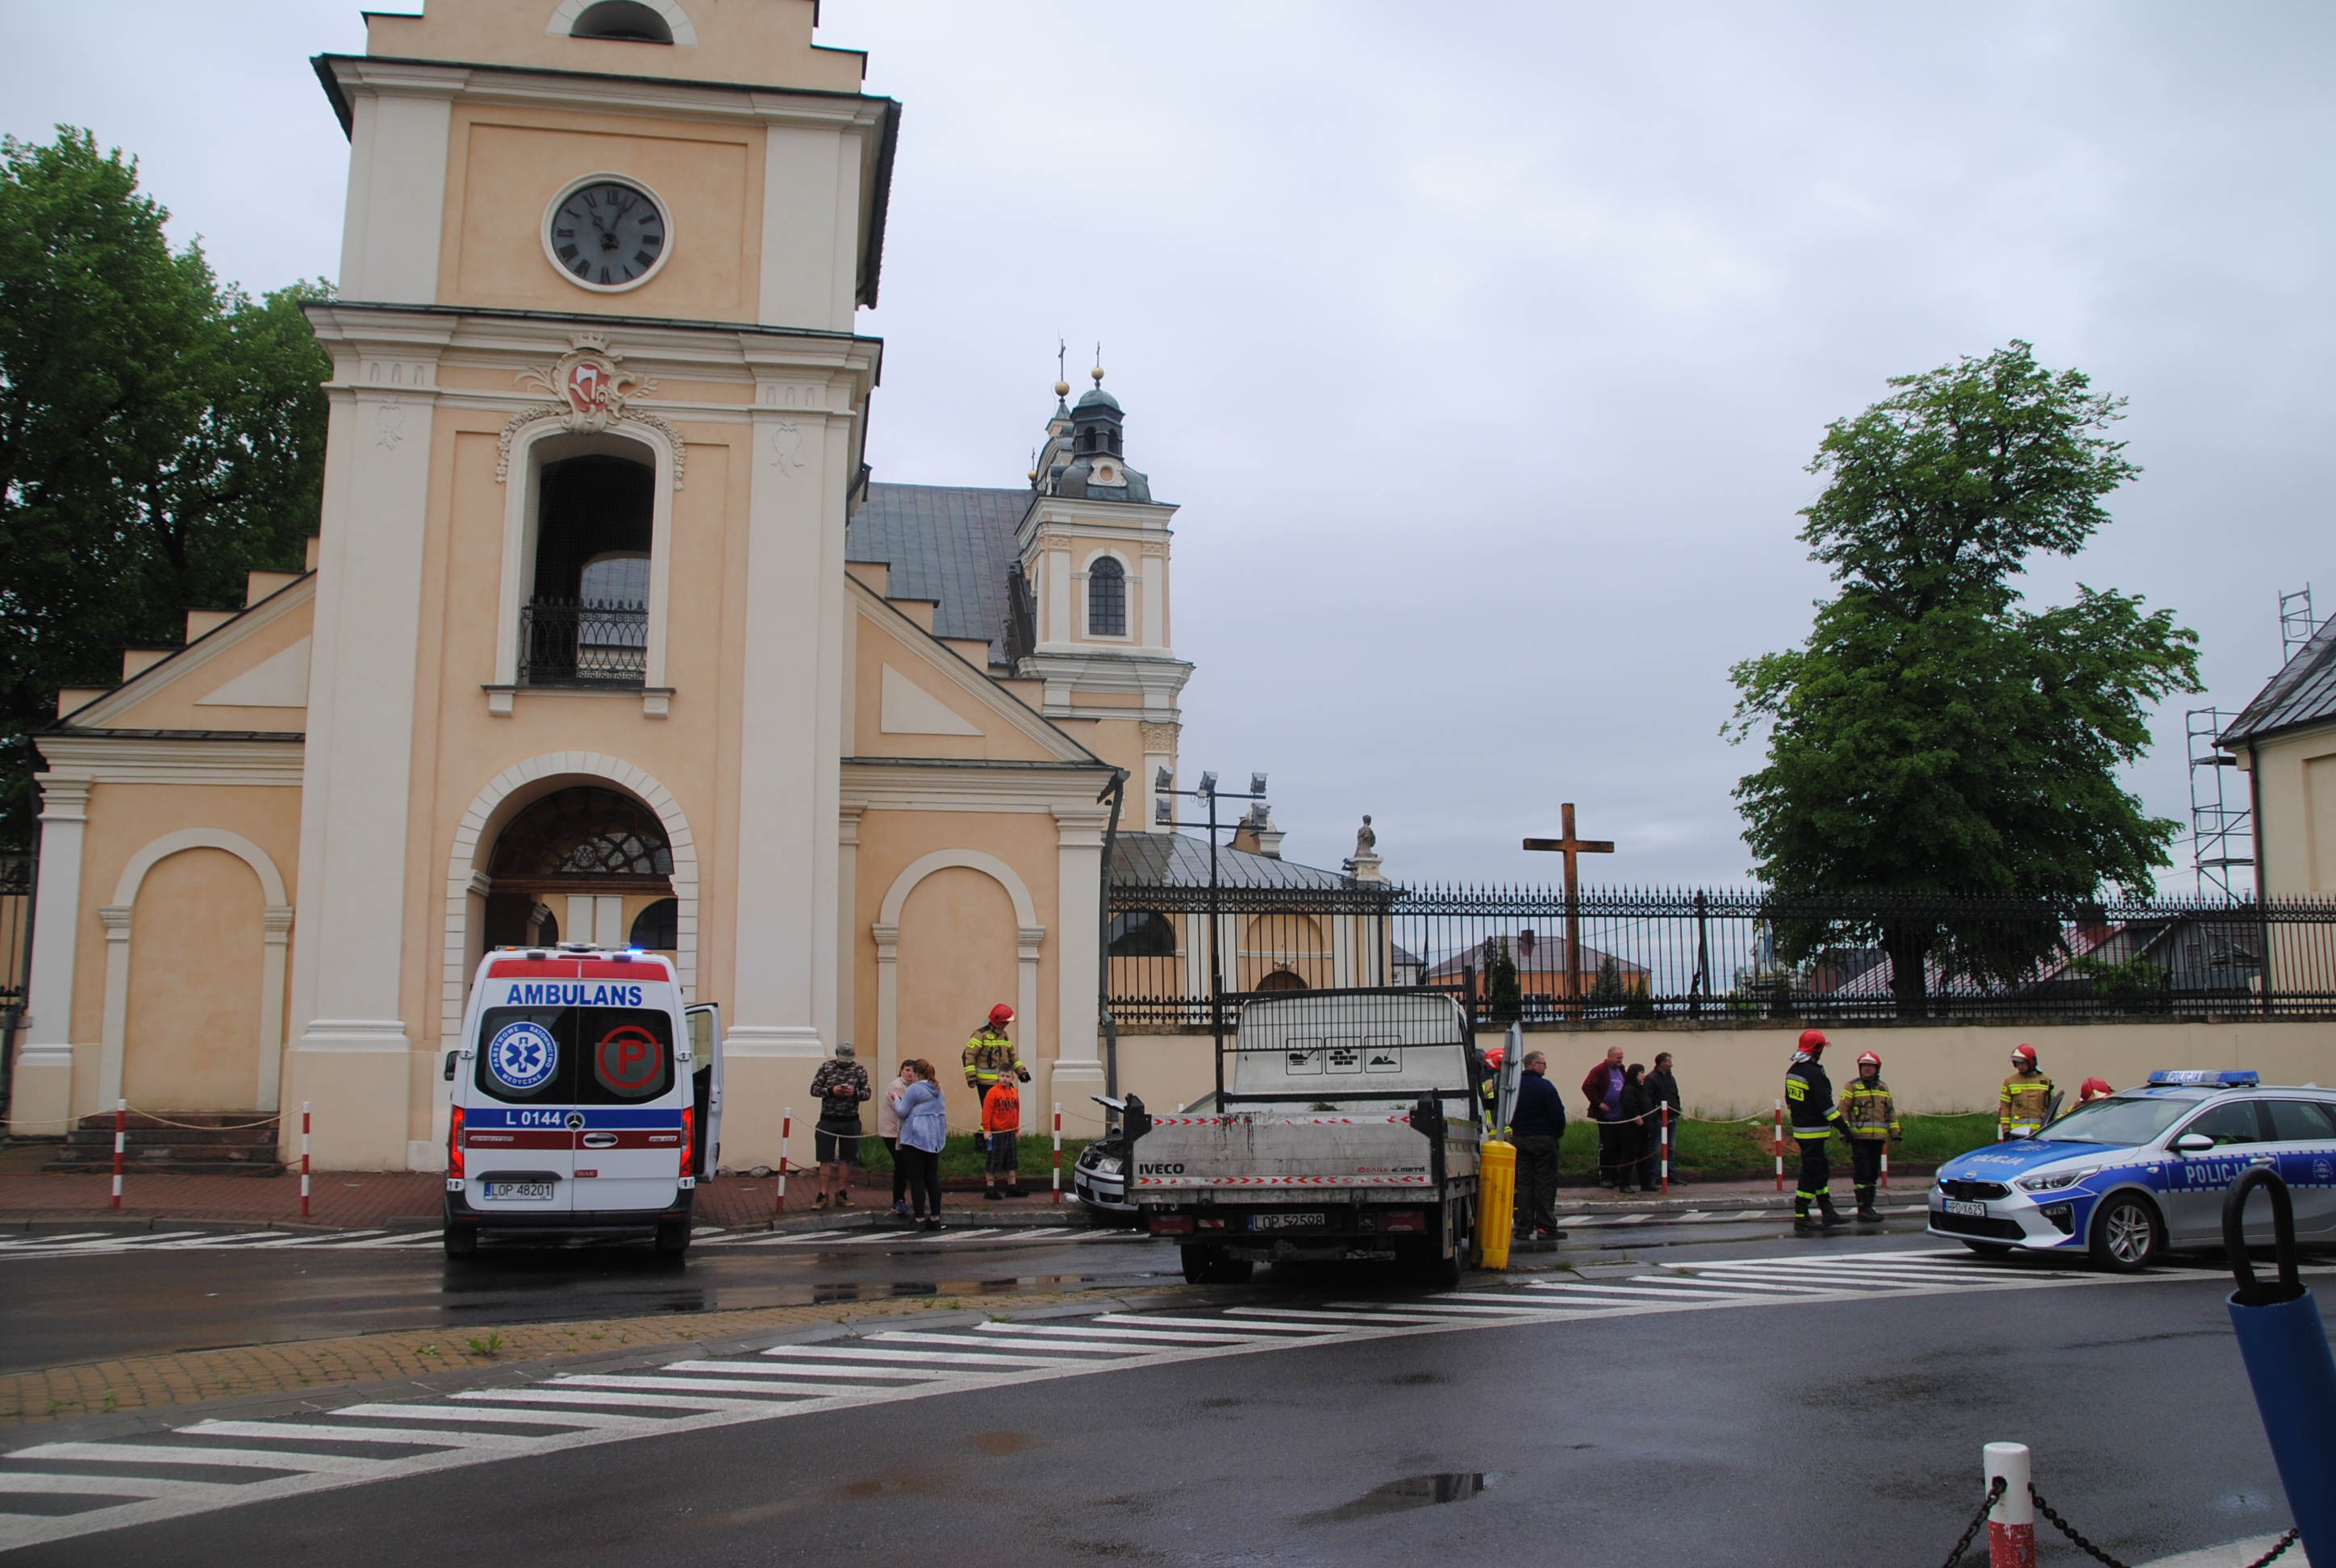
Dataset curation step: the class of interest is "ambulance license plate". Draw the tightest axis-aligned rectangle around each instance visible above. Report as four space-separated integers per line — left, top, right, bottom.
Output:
1249 1211 1325 1230
484 1182 554 1201
1942 1198 1988 1218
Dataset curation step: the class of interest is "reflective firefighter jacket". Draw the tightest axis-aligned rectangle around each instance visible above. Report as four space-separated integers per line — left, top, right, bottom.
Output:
1839 1076 1900 1140
963 1027 1028 1091
2000 1070 2055 1136
1785 1057 1844 1140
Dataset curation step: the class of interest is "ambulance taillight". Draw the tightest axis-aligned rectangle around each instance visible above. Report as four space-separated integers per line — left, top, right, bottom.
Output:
448 1106 465 1178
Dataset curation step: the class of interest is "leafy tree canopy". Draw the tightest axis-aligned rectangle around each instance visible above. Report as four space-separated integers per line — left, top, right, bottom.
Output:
0 127 331 849
1726 343 2201 1003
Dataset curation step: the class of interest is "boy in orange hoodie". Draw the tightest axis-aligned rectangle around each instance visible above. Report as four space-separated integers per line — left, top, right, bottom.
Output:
981 1077 1024 1199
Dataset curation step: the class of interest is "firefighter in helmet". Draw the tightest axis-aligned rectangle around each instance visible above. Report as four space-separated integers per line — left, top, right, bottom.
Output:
1999 1044 2055 1141
1786 1028 1851 1234
963 1003 1029 1111
1839 1049 1900 1224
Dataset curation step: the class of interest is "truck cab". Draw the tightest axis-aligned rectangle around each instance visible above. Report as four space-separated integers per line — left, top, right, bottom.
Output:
1128 990 1481 1287
442 943 722 1256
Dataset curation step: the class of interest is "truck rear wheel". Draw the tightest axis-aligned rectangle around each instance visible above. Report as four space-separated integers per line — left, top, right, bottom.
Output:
1399 1241 1461 1290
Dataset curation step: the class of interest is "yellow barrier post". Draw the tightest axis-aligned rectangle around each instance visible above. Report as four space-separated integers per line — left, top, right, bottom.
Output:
1477 1138 1516 1269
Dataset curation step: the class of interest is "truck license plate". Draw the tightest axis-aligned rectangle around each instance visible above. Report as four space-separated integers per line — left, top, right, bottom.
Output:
484 1182 554 1201
1942 1198 1988 1219
1249 1211 1325 1230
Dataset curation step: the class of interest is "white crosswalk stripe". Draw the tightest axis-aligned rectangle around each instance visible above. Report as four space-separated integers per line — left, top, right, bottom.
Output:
0 1221 1137 1262
0 1246 2238 1552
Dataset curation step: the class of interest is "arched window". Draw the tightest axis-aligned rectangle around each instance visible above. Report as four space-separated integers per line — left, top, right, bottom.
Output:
1087 556 1127 637
490 787 674 880
572 1 674 42
524 452 653 686
1107 910 1176 957
629 897 679 950
1256 969 1308 992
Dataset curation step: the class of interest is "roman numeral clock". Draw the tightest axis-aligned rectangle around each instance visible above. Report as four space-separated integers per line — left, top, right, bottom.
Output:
542 174 673 292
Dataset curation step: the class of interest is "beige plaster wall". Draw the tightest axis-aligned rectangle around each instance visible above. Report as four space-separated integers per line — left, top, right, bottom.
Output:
440 107 761 319
100 598 314 733
895 866 1020 1132
123 849 267 1110
364 1 866 94
2247 723 2336 897
849 603 1060 763
67 784 302 1120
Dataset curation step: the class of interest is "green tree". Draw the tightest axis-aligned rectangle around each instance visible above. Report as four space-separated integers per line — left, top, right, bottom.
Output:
1726 342 2200 1012
0 128 330 849
1484 935 1521 1023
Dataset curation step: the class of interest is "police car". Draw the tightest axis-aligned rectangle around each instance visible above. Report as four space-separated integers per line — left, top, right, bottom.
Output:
1928 1070 2336 1272
441 944 722 1256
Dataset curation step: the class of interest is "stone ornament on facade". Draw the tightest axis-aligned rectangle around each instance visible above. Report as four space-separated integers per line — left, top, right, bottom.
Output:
495 334 686 488
767 419 806 475
373 395 405 449
1140 722 1179 752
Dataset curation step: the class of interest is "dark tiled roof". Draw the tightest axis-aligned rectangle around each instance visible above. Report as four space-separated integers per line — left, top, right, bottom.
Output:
847 482 1031 665
2221 619 2336 746
1111 833 1359 891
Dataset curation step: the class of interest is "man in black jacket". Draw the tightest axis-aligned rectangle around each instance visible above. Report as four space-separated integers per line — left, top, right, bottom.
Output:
1646 1052 1684 1187
1786 1029 1850 1235
1510 1050 1567 1241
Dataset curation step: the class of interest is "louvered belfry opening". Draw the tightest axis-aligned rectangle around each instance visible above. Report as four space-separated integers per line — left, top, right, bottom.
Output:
522 453 653 686
480 786 675 948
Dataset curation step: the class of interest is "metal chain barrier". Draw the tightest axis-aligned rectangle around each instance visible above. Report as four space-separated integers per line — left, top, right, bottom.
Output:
1939 1476 2006 1568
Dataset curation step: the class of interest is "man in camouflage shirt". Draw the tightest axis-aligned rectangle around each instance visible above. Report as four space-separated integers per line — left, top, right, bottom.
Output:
809 1042 870 1209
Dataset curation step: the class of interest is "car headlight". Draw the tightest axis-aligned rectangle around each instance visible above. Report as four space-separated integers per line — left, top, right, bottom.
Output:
2014 1167 2096 1193
1092 1156 1124 1175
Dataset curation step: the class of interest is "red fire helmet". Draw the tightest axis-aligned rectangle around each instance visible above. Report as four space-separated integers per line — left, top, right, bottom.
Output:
1483 1045 1506 1070
1797 1028 1829 1053
988 1003 1015 1025
2011 1043 2038 1068
2079 1076 2114 1101
1856 1051 1882 1068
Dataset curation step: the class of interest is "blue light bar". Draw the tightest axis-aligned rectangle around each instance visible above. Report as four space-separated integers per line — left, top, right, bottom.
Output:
2147 1070 2259 1086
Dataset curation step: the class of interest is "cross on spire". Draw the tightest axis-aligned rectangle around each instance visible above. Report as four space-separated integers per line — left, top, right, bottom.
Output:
1523 803 1614 1011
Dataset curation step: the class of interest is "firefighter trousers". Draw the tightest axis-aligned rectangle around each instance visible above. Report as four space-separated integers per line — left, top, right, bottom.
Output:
1850 1137 1885 1203
1794 1136 1832 1211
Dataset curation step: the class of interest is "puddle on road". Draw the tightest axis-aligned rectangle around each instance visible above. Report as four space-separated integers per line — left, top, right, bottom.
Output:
1304 1472 1496 1524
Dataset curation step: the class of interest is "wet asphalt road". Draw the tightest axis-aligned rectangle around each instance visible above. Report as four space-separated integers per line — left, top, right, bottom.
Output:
0 1210 1913 1372
9 1232 2316 1568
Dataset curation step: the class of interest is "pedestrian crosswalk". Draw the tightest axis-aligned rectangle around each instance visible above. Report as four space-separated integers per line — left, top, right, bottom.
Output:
0 1228 448 1261
1554 1203 1928 1229
0 1223 1137 1263
0 1245 2225 1551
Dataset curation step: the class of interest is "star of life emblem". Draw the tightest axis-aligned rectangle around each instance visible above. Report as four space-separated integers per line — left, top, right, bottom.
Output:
488 1021 558 1092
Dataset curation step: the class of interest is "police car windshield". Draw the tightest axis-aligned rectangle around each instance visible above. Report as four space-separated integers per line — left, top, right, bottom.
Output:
2035 1095 2193 1147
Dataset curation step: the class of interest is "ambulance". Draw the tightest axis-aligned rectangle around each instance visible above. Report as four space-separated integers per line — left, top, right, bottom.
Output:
441 943 722 1256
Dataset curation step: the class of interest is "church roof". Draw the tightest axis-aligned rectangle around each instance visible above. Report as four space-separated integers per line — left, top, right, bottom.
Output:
2221 618 2336 748
1112 833 1367 892
846 482 1031 665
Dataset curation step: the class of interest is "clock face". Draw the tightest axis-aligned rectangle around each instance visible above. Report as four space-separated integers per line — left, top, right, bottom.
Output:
546 180 668 290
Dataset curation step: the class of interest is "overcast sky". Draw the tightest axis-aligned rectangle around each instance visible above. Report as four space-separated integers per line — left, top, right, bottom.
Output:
6 2 2330 892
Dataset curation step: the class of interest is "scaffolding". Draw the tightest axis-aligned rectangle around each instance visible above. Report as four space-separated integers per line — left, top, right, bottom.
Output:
2187 707 2253 899
2280 585 2317 665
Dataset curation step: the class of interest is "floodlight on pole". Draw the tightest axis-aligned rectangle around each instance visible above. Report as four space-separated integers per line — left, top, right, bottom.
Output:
1198 772 1217 799
1154 765 1173 792
1153 796 1172 825
1250 774 1267 797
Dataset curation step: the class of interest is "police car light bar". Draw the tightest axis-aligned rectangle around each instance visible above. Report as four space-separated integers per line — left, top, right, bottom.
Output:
2147 1070 2259 1086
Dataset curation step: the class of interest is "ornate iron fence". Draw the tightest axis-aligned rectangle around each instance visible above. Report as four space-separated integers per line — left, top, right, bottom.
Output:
1106 879 2336 1028
518 598 648 686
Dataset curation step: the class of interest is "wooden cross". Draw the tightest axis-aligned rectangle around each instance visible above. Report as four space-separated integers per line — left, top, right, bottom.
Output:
1523 803 1613 1008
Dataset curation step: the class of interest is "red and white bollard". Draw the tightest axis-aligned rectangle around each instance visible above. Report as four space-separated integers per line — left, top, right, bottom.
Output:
110 1099 127 1211
1880 1142 1890 1190
299 1101 313 1219
774 1107 792 1213
1659 1104 1672 1194
1985 1442 2034 1568
1052 1103 1063 1204
1773 1099 1785 1193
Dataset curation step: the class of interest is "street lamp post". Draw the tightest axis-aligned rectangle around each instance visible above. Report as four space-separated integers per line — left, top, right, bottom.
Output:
1156 767 1266 1103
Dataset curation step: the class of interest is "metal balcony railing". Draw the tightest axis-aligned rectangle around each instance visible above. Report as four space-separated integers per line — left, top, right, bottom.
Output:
518 598 647 686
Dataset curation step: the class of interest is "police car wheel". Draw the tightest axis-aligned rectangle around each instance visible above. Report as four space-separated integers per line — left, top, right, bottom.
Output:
2089 1194 2163 1273
443 1224 478 1257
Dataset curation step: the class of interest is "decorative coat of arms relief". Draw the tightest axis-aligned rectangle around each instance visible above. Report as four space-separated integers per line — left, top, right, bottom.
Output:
496 335 686 488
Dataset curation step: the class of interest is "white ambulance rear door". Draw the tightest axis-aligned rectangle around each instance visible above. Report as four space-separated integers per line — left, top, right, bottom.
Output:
686 1003 724 1180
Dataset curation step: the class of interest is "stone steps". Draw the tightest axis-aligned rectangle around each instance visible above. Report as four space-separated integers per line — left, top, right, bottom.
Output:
43 1111 285 1176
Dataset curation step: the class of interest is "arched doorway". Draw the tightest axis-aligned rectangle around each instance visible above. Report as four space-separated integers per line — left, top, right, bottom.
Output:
481 786 674 953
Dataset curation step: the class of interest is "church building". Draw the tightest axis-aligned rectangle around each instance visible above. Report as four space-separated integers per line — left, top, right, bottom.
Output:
10 0 1203 1169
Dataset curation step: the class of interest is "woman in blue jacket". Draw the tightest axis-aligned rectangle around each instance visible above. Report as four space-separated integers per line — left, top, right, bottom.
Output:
891 1060 949 1231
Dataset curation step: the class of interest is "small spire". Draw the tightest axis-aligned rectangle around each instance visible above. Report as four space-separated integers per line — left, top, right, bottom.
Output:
1055 336 1069 398
1091 340 1105 386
